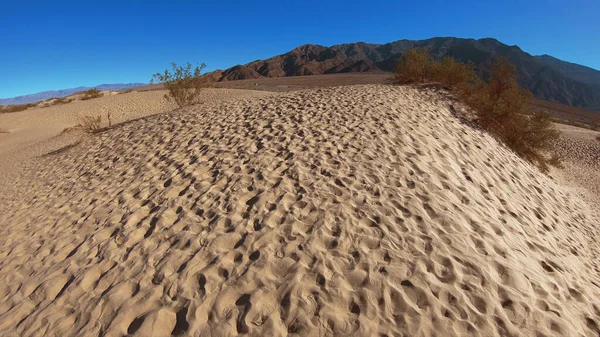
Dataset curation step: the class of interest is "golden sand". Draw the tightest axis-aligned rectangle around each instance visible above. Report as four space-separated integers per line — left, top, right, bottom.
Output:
0 85 599 336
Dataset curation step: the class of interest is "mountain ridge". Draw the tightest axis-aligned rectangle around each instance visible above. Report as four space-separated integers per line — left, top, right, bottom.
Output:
4 38 600 111
205 37 600 111
0 83 146 105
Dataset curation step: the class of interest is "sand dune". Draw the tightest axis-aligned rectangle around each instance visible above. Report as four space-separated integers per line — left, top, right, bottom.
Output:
0 85 599 336
553 124 600 208
0 89 271 201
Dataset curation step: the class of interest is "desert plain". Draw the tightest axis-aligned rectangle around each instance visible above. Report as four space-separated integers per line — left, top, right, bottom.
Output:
0 78 599 336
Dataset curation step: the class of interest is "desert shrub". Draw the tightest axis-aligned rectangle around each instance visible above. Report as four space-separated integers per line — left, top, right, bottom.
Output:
120 88 135 94
431 57 479 89
42 97 69 106
459 57 560 171
393 49 561 172
107 111 112 128
0 103 36 113
393 50 478 89
392 49 432 84
77 115 103 133
53 97 69 105
77 111 114 134
151 62 207 107
81 89 103 100
596 135 600 142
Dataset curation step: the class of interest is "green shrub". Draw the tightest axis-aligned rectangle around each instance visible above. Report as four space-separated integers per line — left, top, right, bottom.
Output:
151 62 207 107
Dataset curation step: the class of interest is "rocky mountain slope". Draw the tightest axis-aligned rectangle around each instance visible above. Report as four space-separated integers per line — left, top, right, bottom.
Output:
206 38 600 111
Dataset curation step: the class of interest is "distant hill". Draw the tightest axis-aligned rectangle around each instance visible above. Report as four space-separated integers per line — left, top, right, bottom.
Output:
0 83 146 105
204 38 600 111
534 54 600 93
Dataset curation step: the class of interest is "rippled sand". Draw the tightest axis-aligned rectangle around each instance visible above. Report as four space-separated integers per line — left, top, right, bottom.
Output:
0 85 599 336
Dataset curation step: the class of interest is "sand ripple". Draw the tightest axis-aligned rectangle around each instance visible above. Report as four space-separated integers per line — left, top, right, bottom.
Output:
0 85 599 336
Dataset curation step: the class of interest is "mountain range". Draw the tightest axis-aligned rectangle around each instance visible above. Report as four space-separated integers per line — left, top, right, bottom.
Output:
0 83 146 105
3 38 600 111
205 37 600 111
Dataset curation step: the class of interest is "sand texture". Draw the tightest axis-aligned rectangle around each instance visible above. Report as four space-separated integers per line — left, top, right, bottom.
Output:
0 89 270 199
0 85 599 337
553 124 600 213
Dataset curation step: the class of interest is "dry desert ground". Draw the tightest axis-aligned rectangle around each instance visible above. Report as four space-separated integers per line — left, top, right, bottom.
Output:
0 84 599 337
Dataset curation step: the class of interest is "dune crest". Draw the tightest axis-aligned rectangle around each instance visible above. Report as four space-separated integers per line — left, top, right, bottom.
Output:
0 85 598 336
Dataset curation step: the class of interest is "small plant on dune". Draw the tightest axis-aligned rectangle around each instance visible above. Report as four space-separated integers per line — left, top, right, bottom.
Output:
107 111 112 128
596 135 600 142
77 111 114 134
151 62 207 107
392 49 432 84
43 97 69 106
120 88 135 94
77 115 103 134
80 89 103 101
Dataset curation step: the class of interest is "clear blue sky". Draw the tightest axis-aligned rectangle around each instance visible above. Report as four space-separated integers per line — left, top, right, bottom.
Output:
1 0 598 98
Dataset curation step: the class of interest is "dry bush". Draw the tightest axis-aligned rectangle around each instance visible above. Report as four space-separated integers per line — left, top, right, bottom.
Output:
77 111 114 134
1 97 71 113
80 89 103 100
77 115 103 133
459 57 560 171
42 97 69 106
53 97 69 105
393 49 561 172
0 103 36 113
392 49 432 84
120 88 135 94
596 135 600 142
393 50 478 89
431 57 479 89
151 62 207 107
